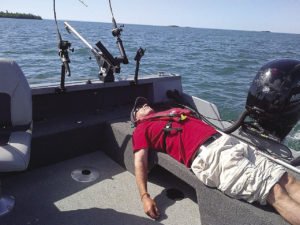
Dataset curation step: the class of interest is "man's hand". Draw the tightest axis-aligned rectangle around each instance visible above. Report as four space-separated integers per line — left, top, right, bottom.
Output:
134 149 160 219
142 195 160 219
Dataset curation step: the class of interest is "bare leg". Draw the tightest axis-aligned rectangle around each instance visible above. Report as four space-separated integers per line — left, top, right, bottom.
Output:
278 173 300 204
267 183 300 225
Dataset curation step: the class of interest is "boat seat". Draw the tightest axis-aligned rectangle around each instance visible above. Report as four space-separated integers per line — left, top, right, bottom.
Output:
0 59 32 216
105 117 289 225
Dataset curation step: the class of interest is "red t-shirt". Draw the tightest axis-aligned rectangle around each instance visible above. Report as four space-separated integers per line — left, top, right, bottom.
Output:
132 108 217 167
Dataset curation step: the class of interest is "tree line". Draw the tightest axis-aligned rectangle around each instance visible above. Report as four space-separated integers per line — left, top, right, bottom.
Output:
0 10 42 20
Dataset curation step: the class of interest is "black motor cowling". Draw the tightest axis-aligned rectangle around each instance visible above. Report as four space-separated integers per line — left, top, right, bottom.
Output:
246 59 300 141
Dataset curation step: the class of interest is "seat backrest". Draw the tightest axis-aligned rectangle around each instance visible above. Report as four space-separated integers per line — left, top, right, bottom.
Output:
0 59 32 127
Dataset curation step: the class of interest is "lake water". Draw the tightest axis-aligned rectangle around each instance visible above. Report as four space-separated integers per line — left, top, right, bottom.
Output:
1 18 300 148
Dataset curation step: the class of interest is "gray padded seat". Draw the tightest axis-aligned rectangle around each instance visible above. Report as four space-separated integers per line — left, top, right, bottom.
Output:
0 59 32 171
0 59 32 215
105 118 289 225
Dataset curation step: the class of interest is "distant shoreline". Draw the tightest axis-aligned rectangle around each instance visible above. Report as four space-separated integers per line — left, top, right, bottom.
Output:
0 11 42 20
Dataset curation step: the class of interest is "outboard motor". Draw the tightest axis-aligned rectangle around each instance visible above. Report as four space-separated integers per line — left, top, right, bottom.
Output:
245 59 300 141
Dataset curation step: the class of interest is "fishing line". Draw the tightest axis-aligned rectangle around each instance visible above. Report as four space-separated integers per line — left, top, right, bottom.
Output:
108 0 115 21
78 0 88 7
53 0 74 88
54 0 88 37
107 0 129 65
53 0 62 43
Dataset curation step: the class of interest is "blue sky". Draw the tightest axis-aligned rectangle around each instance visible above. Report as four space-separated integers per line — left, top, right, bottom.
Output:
1 0 300 34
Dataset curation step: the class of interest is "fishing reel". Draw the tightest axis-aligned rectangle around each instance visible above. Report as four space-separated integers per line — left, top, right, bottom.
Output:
112 25 123 37
58 40 73 70
58 40 72 51
57 39 74 91
53 0 74 91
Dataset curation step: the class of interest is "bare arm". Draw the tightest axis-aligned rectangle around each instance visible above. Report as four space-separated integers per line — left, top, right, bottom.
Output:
134 148 160 219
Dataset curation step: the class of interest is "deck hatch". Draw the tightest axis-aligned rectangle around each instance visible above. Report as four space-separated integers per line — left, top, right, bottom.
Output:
71 167 100 183
166 188 185 201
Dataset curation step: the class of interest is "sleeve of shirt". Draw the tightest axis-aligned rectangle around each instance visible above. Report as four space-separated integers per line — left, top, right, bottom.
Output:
132 125 149 152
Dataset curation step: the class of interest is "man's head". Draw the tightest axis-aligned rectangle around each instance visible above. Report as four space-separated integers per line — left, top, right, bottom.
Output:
131 97 154 125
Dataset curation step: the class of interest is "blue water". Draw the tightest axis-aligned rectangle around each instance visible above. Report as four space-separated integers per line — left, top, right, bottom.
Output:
1 18 300 147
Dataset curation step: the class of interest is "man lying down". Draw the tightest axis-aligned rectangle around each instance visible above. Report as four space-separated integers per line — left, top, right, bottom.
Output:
131 96 300 225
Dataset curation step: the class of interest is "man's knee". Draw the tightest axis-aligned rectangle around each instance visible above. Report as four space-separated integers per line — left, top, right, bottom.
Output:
267 183 289 206
278 172 296 188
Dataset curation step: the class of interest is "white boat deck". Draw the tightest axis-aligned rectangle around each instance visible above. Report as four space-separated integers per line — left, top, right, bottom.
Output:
1 151 200 225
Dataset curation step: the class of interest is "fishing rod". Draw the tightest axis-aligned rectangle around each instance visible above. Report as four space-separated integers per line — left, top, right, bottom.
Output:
53 0 73 91
63 0 130 82
64 21 118 82
78 0 88 7
108 0 128 65
108 0 146 84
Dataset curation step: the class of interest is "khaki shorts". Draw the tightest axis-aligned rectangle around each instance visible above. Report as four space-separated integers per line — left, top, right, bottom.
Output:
191 133 286 205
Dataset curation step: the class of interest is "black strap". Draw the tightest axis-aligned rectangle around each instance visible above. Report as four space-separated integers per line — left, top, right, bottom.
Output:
202 132 222 147
162 120 187 163
162 121 183 151
163 121 172 151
